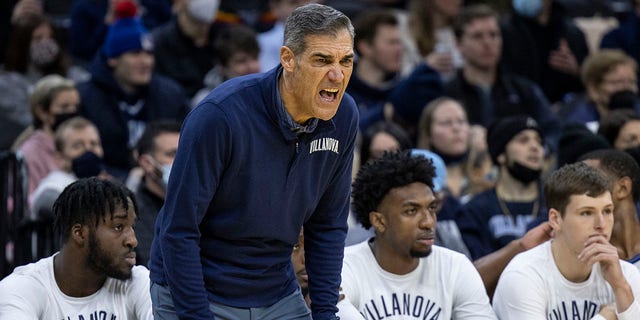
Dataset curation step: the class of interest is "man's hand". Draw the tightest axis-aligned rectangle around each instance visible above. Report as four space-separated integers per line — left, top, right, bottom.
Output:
598 303 617 320
579 234 634 313
520 222 553 251
548 38 580 76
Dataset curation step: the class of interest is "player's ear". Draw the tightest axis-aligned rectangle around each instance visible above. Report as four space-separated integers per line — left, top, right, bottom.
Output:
71 224 88 245
548 208 561 231
369 211 386 233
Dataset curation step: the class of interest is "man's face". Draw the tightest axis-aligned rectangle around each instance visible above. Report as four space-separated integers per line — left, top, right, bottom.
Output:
61 126 103 161
223 51 261 79
551 192 614 258
108 51 154 88
457 17 501 71
282 29 354 121
502 130 544 170
87 199 138 280
428 100 470 156
151 132 179 167
291 230 307 296
376 182 438 258
589 63 638 108
367 24 404 74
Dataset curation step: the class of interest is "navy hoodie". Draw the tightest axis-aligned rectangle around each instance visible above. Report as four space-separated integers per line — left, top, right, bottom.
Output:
149 66 358 319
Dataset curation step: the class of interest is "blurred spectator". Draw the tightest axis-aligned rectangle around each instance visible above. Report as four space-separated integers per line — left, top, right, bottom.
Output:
598 108 640 150
417 97 493 201
457 115 547 261
500 0 589 103
446 4 561 150
402 0 464 80
258 0 315 72
30 116 107 223
385 63 443 142
12 75 79 199
153 0 221 97
348 8 405 132
558 49 639 131
216 0 275 32
68 0 173 66
359 121 412 166
556 122 611 168
601 0 640 79
131 120 180 267
191 24 261 106
77 2 189 181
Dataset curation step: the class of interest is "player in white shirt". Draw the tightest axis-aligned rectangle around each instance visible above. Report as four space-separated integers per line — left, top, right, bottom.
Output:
339 150 496 319
493 162 640 320
0 177 152 320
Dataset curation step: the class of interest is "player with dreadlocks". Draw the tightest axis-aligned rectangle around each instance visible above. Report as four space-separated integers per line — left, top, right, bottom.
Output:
0 177 152 319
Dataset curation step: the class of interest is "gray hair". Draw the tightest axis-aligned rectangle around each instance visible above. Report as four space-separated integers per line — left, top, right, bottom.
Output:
283 3 354 56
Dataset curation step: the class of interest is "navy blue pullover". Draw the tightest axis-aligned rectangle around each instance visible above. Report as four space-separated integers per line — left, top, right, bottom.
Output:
149 66 358 319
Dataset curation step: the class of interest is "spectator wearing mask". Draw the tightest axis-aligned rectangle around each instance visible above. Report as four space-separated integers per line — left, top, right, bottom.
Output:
152 0 221 97
13 75 80 198
559 49 639 132
131 120 180 267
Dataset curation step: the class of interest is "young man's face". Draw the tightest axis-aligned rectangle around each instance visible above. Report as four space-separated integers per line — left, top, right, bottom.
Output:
375 182 438 259
87 199 138 280
366 24 403 74
551 192 614 257
589 63 638 109
457 16 501 71
109 50 154 88
502 129 544 170
282 29 354 121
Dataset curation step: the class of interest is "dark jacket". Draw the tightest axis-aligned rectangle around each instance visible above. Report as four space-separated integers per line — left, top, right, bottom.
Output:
133 180 164 267
444 68 561 150
149 66 358 320
500 2 589 103
152 19 217 97
77 52 189 178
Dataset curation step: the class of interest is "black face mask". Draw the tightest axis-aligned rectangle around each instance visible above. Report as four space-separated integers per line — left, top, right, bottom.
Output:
609 90 638 111
52 112 79 132
506 161 541 184
72 151 104 178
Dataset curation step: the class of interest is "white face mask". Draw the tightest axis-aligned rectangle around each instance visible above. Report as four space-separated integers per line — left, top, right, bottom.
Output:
160 163 172 187
187 0 220 24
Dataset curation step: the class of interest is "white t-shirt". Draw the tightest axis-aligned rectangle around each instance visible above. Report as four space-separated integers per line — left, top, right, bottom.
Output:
0 254 152 320
493 240 640 320
338 240 496 319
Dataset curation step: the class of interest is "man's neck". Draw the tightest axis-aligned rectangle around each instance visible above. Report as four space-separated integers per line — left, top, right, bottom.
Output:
369 238 419 275
496 170 538 201
278 72 309 124
611 200 640 260
462 64 496 88
551 240 592 283
54 249 106 297
355 59 390 89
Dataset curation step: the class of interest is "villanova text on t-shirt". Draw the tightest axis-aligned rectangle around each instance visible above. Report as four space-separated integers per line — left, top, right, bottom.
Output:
360 293 442 320
61 310 118 320
547 299 598 320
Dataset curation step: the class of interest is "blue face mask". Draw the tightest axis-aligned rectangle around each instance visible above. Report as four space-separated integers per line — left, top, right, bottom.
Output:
160 163 172 188
513 0 543 18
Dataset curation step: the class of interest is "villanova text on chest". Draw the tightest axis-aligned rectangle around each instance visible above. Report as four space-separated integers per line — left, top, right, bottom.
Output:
361 293 442 320
309 138 339 154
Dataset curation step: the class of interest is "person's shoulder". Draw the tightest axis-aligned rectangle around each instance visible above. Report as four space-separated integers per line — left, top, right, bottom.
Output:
428 245 472 266
506 241 550 271
0 256 53 291
343 240 374 264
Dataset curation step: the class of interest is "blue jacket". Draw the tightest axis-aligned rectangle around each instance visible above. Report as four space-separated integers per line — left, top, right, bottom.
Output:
149 66 358 319
77 52 189 178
